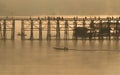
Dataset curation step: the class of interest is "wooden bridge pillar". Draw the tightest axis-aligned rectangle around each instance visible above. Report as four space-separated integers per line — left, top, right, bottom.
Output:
82 18 86 39
99 20 103 40
3 19 6 40
47 17 51 40
116 20 119 39
21 20 25 40
83 18 86 27
0 23 2 39
107 19 111 40
56 17 60 40
11 19 15 40
73 17 77 40
30 18 34 40
90 20 94 28
39 19 42 40
89 19 95 39
64 20 69 40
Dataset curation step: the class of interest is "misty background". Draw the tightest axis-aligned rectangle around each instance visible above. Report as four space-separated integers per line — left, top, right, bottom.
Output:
0 0 120 16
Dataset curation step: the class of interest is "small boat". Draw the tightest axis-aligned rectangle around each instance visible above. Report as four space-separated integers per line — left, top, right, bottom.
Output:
53 47 69 50
53 47 76 50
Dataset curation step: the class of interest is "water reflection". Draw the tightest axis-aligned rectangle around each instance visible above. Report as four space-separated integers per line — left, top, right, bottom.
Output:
0 40 120 75
0 40 120 51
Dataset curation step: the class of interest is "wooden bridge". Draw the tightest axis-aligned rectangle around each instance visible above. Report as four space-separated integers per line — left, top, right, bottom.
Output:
0 16 120 40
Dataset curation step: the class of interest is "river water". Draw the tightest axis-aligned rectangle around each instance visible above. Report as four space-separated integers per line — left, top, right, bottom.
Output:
0 40 120 75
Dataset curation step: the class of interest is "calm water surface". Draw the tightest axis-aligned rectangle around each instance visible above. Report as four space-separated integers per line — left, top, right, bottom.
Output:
0 40 120 75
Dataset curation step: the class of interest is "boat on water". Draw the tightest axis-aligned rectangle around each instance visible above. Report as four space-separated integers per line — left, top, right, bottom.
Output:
53 47 69 50
53 47 76 50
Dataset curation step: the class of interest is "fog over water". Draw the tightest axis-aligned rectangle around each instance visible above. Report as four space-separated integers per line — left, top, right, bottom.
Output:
0 0 120 15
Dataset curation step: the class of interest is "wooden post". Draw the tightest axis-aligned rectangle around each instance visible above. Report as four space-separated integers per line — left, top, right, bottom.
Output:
0 22 2 39
107 19 111 40
39 19 42 40
21 19 25 40
3 19 6 40
11 19 15 40
56 17 60 40
73 17 77 40
30 18 34 40
64 20 68 40
47 17 51 40
99 20 103 40
116 20 119 39
89 19 94 40
82 18 86 39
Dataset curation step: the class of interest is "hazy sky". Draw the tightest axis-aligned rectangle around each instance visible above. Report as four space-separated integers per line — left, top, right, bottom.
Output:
0 0 120 16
